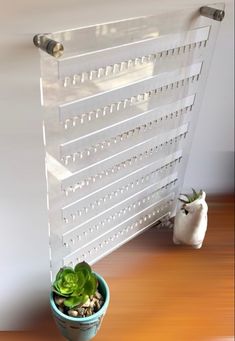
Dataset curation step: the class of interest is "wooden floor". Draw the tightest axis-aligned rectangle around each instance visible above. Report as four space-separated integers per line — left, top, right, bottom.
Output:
0 196 234 341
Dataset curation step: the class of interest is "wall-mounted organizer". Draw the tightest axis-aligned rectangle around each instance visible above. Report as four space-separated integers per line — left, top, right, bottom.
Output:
34 4 225 280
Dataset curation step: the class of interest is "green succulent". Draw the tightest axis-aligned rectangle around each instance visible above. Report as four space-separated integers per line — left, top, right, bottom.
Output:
52 262 98 308
179 188 203 205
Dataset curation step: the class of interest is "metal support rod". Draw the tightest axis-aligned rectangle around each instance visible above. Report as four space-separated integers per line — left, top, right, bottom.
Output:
200 6 225 21
33 34 64 58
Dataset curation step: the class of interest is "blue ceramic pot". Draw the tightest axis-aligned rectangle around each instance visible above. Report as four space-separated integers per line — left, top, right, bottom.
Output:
50 272 110 341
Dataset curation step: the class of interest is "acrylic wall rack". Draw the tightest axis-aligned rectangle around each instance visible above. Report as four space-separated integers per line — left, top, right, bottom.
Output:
34 4 225 280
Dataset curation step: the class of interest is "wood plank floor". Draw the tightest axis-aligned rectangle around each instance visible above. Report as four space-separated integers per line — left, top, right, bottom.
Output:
0 195 234 341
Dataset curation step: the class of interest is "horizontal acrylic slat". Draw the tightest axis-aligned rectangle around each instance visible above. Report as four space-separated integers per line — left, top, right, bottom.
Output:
59 63 202 123
60 95 194 161
59 124 188 194
62 193 175 267
57 26 210 80
61 152 182 226
62 177 178 253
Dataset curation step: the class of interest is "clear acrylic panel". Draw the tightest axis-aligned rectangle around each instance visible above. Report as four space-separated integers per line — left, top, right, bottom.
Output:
36 3 225 280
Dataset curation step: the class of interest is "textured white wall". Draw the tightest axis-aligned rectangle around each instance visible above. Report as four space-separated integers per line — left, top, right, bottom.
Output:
0 0 233 329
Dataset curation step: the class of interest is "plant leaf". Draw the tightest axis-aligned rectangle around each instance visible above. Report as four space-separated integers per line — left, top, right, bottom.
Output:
179 193 190 202
57 279 74 295
60 267 75 277
178 198 189 204
75 261 91 274
75 261 92 281
74 271 86 291
56 267 74 280
84 273 98 297
192 188 201 201
52 286 70 297
64 295 85 308
180 193 190 199
56 272 81 295
56 268 64 281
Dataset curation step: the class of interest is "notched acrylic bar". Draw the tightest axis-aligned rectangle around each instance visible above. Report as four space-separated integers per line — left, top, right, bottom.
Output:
62 177 178 252
61 151 182 226
59 63 202 124
60 95 195 162
58 26 210 82
63 194 176 267
60 124 188 195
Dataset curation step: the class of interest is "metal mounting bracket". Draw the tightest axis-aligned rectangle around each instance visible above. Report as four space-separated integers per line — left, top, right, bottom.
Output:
33 34 64 58
200 6 225 21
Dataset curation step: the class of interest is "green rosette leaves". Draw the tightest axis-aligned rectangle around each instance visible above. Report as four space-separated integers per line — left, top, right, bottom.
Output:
52 261 98 309
64 294 86 308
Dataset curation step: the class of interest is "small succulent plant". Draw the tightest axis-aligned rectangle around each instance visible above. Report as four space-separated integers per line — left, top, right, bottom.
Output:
179 188 203 214
52 261 98 309
179 188 203 204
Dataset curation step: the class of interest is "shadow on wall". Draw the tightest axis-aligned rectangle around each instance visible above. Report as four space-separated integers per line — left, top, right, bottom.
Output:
184 150 234 193
27 303 62 339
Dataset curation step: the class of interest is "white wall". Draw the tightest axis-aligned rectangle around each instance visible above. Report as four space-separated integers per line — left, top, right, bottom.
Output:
184 0 234 193
0 0 233 330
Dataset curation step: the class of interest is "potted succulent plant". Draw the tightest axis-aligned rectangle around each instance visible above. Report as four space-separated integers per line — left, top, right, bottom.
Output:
50 261 110 341
173 189 208 249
